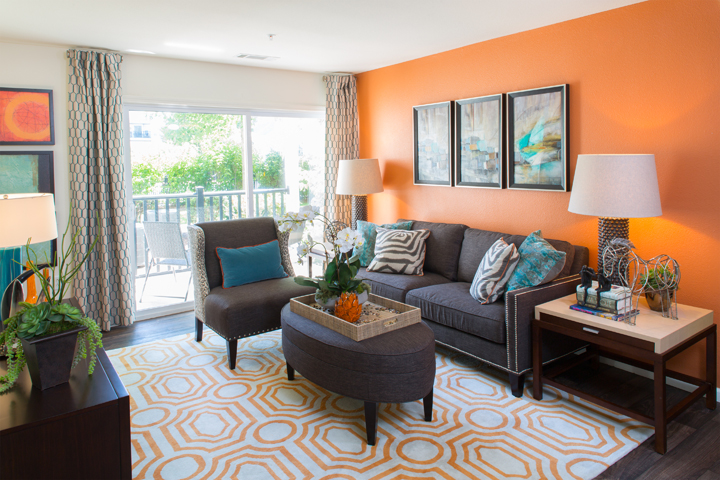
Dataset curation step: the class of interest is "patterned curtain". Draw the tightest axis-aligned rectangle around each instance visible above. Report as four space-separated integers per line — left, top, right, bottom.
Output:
323 75 358 226
67 49 133 330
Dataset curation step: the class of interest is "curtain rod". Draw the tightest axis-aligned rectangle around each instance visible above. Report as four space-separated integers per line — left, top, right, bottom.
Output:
322 72 355 81
67 49 123 62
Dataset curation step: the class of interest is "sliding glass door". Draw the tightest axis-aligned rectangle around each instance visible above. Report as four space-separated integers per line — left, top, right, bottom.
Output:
124 106 324 320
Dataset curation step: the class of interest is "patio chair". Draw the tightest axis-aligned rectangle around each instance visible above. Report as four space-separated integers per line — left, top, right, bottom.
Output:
140 221 193 302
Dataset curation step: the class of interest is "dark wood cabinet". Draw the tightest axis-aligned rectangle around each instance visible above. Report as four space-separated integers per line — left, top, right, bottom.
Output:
0 349 131 479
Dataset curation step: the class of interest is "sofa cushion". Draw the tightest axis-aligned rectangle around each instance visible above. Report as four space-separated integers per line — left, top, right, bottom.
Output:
357 267 450 303
204 277 314 339
353 220 413 267
216 240 287 288
506 230 566 292
470 238 520 304
398 219 468 281
367 228 430 275
406 283 506 344
457 228 576 282
457 229 525 283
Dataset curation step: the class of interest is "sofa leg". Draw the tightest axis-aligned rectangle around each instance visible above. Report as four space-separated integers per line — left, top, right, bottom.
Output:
226 339 238 370
509 373 526 398
195 318 203 342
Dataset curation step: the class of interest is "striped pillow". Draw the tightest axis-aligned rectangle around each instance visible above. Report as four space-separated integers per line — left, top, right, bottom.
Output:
470 238 520 304
367 228 431 275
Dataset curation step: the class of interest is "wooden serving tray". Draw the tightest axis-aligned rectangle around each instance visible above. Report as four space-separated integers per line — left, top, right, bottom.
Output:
289 294 421 341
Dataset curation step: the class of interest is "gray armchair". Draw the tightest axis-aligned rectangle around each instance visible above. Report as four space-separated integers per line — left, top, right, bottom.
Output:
188 217 315 369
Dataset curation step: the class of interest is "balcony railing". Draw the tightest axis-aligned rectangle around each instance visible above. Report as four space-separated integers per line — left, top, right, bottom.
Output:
132 186 289 272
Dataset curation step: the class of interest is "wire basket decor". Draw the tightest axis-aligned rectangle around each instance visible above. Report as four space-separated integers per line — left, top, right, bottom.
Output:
601 238 680 324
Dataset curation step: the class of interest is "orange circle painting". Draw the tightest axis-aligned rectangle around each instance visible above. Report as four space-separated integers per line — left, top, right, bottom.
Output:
0 89 54 144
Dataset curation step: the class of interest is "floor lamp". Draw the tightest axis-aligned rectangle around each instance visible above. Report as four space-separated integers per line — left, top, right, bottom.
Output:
0 193 58 322
568 154 662 283
336 159 384 229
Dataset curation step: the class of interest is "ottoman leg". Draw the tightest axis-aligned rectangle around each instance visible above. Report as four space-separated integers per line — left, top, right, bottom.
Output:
423 388 433 422
364 402 378 446
287 362 295 381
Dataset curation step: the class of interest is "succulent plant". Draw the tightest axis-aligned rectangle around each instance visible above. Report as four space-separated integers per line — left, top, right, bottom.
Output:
17 302 51 339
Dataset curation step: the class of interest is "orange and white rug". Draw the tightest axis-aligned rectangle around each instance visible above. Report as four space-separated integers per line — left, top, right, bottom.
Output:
108 329 652 480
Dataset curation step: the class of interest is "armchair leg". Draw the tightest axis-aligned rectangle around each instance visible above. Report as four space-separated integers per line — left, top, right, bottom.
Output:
509 373 526 398
195 318 203 342
226 339 238 370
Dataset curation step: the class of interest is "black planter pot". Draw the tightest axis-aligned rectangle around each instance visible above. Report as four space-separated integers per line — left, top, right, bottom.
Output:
20 325 87 390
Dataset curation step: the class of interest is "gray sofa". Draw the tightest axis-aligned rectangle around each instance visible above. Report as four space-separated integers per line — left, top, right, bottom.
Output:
358 220 589 397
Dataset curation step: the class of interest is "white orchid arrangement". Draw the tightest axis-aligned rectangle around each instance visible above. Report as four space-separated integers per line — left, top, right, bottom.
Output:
278 208 370 301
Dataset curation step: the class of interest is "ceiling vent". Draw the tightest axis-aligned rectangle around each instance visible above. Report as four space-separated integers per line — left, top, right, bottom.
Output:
236 53 279 61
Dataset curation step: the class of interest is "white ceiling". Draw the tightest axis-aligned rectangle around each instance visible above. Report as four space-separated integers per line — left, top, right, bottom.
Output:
0 0 645 74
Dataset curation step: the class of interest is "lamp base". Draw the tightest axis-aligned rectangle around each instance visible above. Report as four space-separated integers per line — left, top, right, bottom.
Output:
598 217 629 284
351 195 368 230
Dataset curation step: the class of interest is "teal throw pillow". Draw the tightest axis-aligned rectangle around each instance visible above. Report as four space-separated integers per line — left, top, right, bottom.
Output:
216 240 287 288
505 230 566 292
353 220 414 267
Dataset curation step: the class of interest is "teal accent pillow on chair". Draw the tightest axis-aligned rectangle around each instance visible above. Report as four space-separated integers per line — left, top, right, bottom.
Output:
216 240 288 288
506 230 566 292
353 220 413 267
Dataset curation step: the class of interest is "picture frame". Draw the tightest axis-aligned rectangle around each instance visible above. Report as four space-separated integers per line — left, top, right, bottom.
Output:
455 94 504 188
413 101 453 186
507 84 568 191
0 151 57 264
0 87 55 145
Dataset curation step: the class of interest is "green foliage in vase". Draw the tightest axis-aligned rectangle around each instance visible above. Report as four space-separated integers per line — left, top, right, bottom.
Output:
279 210 370 298
639 264 678 291
0 216 104 393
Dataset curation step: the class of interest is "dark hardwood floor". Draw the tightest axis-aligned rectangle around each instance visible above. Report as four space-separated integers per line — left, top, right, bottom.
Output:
102 311 195 350
103 315 720 479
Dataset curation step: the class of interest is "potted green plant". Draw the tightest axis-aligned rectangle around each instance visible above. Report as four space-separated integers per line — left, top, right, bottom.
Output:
639 264 678 312
278 209 370 309
0 221 103 392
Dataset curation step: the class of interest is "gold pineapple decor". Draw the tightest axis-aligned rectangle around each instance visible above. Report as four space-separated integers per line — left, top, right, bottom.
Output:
334 292 362 323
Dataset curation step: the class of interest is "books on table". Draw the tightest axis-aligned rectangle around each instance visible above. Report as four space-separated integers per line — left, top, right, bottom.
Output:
570 303 639 322
576 281 633 314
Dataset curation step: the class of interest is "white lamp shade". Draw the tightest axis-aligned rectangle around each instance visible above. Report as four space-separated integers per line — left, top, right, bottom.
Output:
0 193 58 248
335 159 384 195
568 154 662 218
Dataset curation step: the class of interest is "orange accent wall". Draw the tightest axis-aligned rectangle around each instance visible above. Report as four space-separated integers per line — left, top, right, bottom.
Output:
357 0 720 380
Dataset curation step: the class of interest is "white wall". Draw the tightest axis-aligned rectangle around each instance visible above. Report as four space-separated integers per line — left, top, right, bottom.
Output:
123 55 325 112
0 40 326 238
0 42 70 235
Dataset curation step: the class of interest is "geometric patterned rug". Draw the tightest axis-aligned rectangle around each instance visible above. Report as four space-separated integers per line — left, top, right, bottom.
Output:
108 329 653 480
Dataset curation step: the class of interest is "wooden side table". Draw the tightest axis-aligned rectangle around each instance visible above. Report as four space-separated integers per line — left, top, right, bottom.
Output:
533 294 715 454
0 348 131 479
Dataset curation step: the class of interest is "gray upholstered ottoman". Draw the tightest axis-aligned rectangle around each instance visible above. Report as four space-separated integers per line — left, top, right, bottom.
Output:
280 303 436 445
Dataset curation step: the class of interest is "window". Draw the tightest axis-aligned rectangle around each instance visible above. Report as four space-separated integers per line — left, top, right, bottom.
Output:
124 106 324 319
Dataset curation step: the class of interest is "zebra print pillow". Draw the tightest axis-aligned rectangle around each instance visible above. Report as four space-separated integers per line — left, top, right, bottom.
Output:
470 238 520 304
366 228 431 275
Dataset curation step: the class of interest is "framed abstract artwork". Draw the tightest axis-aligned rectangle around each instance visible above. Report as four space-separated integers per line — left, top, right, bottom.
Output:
0 151 56 264
413 101 453 186
0 88 55 145
455 94 503 188
507 84 568 191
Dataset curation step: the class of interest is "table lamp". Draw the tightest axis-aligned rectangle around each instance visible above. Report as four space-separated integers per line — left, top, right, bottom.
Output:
336 158 384 229
568 154 662 279
0 193 58 320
